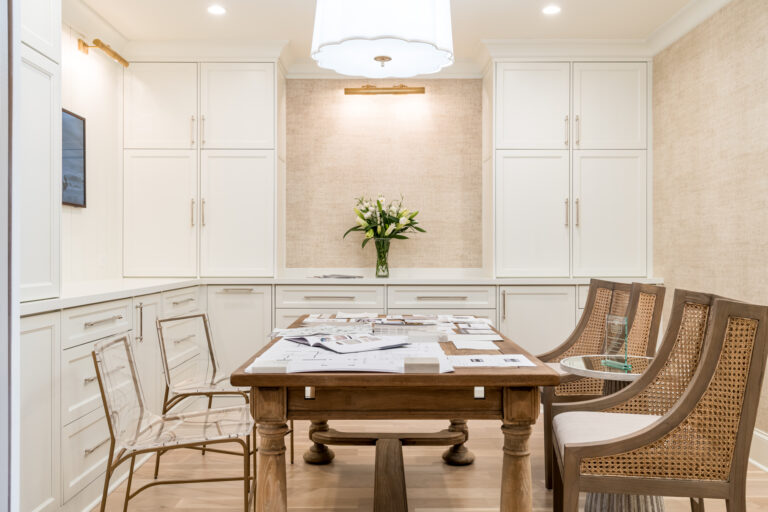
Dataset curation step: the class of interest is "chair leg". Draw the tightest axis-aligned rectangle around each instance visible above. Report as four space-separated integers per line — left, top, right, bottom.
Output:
202 394 214 456
154 387 170 479
99 465 113 512
243 437 251 512
552 451 563 512
690 497 705 512
290 419 295 464
543 388 553 490
122 455 136 512
726 496 746 512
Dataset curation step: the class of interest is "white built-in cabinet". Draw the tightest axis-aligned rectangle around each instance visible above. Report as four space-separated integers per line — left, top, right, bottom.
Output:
19 44 61 301
572 62 647 149
200 63 275 149
206 285 272 376
133 294 164 412
495 150 570 277
498 286 576 355
494 61 648 280
495 62 570 149
20 0 61 63
123 62 276 278
20 312 60 512
124 63 198 149
200 151 275 276
572 150 647 276
123 150 198 276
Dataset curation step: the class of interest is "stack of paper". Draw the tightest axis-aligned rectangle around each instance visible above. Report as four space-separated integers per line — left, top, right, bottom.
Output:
283 334 409 354
448 354 535 368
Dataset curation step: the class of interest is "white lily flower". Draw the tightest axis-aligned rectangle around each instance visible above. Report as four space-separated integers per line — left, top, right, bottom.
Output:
399 217 410 225
357 217 367 227
385 224 395 236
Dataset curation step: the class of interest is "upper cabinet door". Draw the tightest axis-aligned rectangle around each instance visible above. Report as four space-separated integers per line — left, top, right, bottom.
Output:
124 63 198 149
123 150 198 276
200 63 275 149
495 150 570 277
19 45 60 302
572 150 647 277
496 62 570 149
573 62 647 149
21 0 61 63
200 150 275 277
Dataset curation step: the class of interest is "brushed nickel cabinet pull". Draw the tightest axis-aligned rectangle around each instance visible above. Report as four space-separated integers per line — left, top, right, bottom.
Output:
136 302 144 342
303 295 355 300
190 115 196 146
191 199 196 227
220 288 255 293
201 198 206 227
575 198 581 227
84 437 110 456
564 115 569 147
565 198 570 227
84 314 123 328
84 364 124 384
172 297 195 306
201 114 206 146
575 115 580 146
416 296 468 301
173 334 195 345
502 291 507 320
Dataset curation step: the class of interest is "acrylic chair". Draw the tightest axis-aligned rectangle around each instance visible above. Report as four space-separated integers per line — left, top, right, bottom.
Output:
155 312 294 477
92 334 255 512
539 279 666 489
551 295 768 512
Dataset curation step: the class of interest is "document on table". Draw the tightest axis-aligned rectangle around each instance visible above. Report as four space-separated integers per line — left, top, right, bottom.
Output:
246 339 453 374
448 354 536 368
451 340 500 351
447 333 504 342
284 334 409 353
271 324 373 338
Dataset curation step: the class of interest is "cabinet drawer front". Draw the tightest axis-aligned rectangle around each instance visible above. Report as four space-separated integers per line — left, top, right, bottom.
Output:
388 286 496 309
274 308 385 329
275 286 384 309
62 299 132 349
162 287 203 317
61 409 111 502
61 340 104 425
160 316 207 370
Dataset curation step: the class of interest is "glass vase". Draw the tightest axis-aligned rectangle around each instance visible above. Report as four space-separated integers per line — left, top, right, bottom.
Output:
374 238 390 278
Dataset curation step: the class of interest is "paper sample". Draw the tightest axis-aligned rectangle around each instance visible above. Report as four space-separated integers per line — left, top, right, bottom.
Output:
447 334 504 342
284 334 409 354
451 340 500 351
448 354 536 368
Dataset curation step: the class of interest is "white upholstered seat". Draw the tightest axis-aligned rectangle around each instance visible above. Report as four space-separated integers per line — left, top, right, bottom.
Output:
552 411 660 455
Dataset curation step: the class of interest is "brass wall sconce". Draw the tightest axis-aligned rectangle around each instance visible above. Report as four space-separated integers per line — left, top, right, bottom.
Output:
77 38 129 68
344 84 425 95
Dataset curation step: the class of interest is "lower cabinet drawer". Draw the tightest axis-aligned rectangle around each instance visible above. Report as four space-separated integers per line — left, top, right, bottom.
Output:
275 285 384 309
387 286 496 309
61 408 111 503
162 286 205 318
62 299 133 350
274 308 385 329
61 340 104 426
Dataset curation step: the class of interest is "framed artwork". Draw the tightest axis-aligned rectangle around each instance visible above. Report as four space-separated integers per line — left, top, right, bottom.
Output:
62 108 86 207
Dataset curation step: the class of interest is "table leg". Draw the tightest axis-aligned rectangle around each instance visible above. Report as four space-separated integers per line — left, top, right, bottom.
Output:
303 420 335 465
256 422 288 512
500 421 534 512
441 419 475 466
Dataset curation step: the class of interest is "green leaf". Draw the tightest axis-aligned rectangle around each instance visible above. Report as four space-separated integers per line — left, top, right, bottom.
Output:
393 234 409 239
413 226 426 232
362 237 371 248
343 226 362 238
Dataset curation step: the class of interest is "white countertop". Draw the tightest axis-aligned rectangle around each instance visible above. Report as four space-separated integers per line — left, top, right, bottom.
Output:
20 275 664 317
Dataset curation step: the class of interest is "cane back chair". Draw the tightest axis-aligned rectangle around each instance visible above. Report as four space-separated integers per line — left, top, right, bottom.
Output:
92 334 255 512
552 295 768 512
540 279 666 489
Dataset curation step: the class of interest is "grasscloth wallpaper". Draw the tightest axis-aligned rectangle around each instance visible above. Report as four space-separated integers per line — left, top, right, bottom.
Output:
653 0 768 431
285 79 482 269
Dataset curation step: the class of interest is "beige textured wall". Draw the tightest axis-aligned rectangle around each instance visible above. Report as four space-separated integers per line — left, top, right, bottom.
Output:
653 0 768 431
285 79 483 269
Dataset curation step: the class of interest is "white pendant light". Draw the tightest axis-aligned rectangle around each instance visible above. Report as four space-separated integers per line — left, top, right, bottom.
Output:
311 0 454 78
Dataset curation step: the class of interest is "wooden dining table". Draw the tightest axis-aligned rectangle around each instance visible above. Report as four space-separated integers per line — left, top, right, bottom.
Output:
231 316 560 512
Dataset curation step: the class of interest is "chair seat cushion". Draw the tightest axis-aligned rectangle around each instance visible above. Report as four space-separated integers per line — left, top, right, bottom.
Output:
553 411 661 456
546 362 570 377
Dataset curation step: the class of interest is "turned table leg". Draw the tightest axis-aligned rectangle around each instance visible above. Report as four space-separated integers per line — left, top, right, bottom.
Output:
256 422 288 512
303 419 335 465
441 419 475 466
500 421 534 512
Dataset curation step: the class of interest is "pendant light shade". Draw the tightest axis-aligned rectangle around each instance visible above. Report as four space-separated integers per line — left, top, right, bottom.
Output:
311 0 454 78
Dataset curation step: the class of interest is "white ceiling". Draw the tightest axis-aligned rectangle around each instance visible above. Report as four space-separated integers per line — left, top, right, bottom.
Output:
80 0 696 74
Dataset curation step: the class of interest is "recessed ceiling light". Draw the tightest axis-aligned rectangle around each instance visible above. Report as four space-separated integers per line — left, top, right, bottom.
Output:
207 4 226 15
542 4 561 15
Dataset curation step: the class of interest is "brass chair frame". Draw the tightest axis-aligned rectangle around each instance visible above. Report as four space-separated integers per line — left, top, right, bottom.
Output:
92 335 256 512
539 279 666 489
552 296 768 512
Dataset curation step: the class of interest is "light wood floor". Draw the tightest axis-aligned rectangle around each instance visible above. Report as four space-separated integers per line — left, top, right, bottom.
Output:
96 419 768 511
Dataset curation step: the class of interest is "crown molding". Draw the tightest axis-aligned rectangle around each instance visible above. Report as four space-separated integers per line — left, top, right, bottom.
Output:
646 0 734 55
124 40 287 62
483 38 652 59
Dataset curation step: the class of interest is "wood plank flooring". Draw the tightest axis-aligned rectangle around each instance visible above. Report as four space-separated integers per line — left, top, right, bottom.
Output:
96 419 768 511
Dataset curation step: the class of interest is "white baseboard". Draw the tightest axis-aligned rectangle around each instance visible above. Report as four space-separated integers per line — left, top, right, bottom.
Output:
750 429 768 473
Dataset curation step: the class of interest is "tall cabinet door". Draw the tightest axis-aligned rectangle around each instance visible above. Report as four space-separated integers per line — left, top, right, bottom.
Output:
495 62 570 149
200 63 275 149
200 150 274 277
573 150 647 277
20 0 61 63
496 150 570 277
20 312 60 512
124 63 198 149
19 45 60 301
124 150 198 276
573 62 647 149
